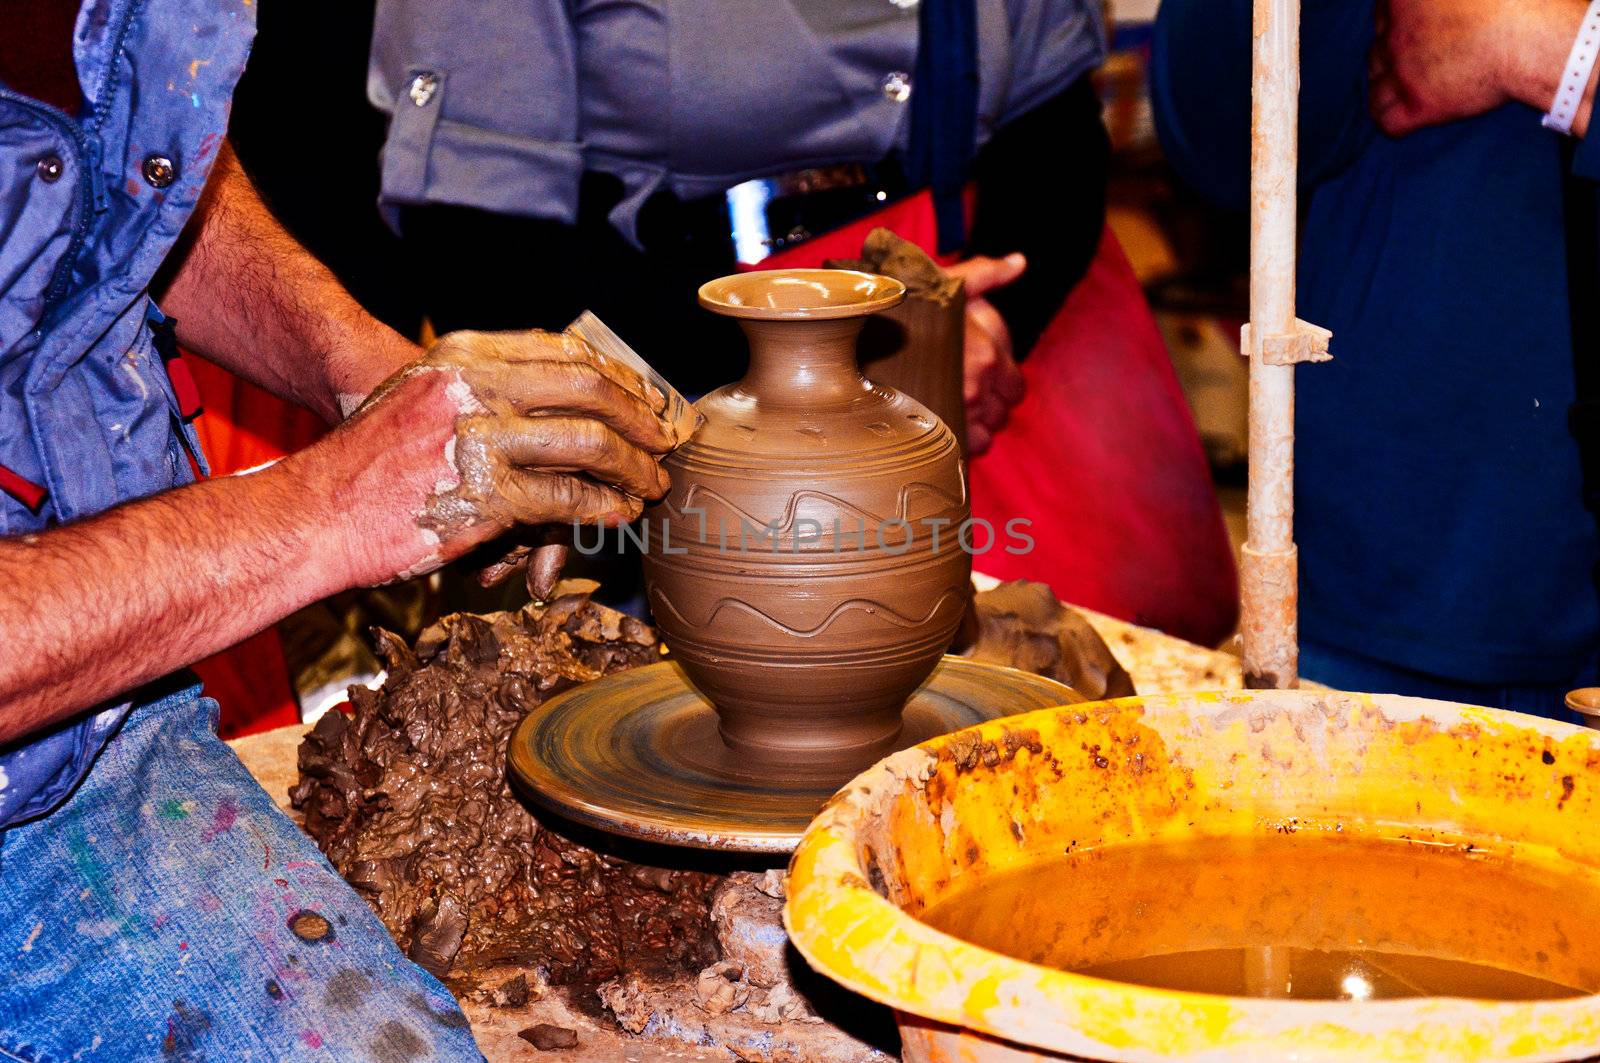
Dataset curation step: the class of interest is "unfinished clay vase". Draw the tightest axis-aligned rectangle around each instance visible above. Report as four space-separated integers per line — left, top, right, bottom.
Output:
642 269 971 771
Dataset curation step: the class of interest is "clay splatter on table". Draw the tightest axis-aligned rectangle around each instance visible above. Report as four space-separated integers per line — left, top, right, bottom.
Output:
282 580 1132 1060
290 587 722 988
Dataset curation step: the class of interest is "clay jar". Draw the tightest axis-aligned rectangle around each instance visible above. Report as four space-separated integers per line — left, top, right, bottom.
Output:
642 269 971 771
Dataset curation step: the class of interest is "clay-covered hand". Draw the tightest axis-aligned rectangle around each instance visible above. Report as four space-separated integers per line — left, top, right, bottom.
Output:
319 328 675 586
948 254 1028 456
1370 0 1589 137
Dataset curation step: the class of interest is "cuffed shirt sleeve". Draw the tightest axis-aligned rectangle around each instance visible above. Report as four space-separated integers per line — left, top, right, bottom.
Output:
369 0 583 230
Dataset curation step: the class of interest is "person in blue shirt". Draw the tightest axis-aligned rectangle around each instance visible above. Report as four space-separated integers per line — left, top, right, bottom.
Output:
1153 0 1600 716
0 0 672 1056
367 0 1108 449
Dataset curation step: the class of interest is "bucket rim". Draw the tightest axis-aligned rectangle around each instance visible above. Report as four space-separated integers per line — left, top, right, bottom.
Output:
784 689 1600 1063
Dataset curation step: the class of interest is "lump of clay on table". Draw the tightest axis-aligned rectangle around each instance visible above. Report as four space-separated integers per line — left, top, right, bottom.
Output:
956 579 1136 701
518 1023 580 1051
288 578 1130 1011
290 587 721 989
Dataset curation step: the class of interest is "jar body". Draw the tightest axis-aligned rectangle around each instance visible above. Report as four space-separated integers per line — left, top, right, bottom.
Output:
642 343 970 768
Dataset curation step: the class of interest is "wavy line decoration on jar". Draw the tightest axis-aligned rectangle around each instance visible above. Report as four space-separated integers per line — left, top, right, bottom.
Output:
641 269 972 772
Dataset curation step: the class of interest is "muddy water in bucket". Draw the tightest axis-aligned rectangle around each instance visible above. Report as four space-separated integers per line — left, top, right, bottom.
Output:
784 691 1600 1062
921 833 1600 1001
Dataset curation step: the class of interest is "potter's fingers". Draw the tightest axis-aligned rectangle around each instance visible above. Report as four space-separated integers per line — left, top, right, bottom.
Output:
558 331 670 416
948 253 1027 298
964 332 998 376
493 469 645 527
527 541 570 601
478 543 534 587
501 360 676 453
432 328 568 365
489 416 671 500
479 526 568 590
449 325 660 413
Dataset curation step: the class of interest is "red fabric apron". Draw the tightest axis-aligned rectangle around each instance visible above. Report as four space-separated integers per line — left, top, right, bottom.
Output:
757 190 1238 646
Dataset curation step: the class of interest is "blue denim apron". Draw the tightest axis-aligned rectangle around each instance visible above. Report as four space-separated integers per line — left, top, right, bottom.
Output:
0 687 483 1061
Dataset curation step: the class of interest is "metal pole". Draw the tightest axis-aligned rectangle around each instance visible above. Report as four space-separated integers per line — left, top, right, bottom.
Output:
1241 0 1328 689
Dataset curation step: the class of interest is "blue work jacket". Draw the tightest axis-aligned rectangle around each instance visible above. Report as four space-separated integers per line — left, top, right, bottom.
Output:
0 0 255 828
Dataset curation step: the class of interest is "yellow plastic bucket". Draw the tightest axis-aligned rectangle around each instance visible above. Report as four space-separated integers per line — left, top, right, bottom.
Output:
784 690 1600 1062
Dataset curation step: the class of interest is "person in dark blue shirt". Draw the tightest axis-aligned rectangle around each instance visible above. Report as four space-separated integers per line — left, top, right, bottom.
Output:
1153 0 1600 717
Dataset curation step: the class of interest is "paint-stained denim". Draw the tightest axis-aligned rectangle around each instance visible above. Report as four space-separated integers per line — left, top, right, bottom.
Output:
0 686 484 1062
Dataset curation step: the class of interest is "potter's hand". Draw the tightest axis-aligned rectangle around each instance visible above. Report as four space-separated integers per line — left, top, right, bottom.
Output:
1371 0 1594 137
329 329 675 585
949 254 1028 456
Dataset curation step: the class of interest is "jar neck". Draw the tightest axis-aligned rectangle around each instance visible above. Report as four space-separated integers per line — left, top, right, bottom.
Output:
738 318 869 406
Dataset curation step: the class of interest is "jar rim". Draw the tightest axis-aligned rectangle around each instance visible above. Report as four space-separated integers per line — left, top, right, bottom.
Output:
699 269 907 320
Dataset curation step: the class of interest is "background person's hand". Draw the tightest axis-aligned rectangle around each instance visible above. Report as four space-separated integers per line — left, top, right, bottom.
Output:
320 328 675 586
1370 0 1591 137
947 253 1028 456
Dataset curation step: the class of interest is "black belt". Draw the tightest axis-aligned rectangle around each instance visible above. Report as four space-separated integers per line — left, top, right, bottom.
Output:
636 157 917 265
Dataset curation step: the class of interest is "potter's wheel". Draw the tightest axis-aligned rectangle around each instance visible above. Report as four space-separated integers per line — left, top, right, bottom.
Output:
507 656 1080 853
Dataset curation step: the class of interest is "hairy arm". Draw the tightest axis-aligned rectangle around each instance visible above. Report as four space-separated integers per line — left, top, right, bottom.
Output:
0 331 674 745
155 141 420 422
0 435 358 745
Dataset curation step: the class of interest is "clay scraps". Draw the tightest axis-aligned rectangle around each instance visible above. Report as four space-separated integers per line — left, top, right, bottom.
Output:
290 583 722 987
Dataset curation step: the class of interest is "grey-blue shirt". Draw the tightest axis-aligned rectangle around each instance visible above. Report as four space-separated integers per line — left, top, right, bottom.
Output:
369 0 1105 244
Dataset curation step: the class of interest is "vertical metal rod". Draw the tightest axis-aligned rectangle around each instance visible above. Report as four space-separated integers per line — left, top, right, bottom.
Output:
1241 0 1302 689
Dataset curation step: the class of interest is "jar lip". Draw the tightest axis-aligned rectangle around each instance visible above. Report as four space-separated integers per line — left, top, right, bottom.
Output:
699 269 907 320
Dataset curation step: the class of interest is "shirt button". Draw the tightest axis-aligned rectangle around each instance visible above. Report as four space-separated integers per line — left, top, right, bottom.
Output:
882 71 912 103
36 155 64 183
142 154 177 188
409 72 440 107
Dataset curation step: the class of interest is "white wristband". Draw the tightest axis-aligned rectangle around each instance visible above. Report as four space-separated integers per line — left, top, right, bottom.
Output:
1543 0 1600 135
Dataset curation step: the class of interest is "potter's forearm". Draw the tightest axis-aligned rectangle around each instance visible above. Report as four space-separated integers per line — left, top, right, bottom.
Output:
0 327 678 742
0 455 356 744
156 141 420 423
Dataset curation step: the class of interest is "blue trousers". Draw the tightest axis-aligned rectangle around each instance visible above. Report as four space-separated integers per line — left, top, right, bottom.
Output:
0 687 484 1062
1301 641 1600 726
